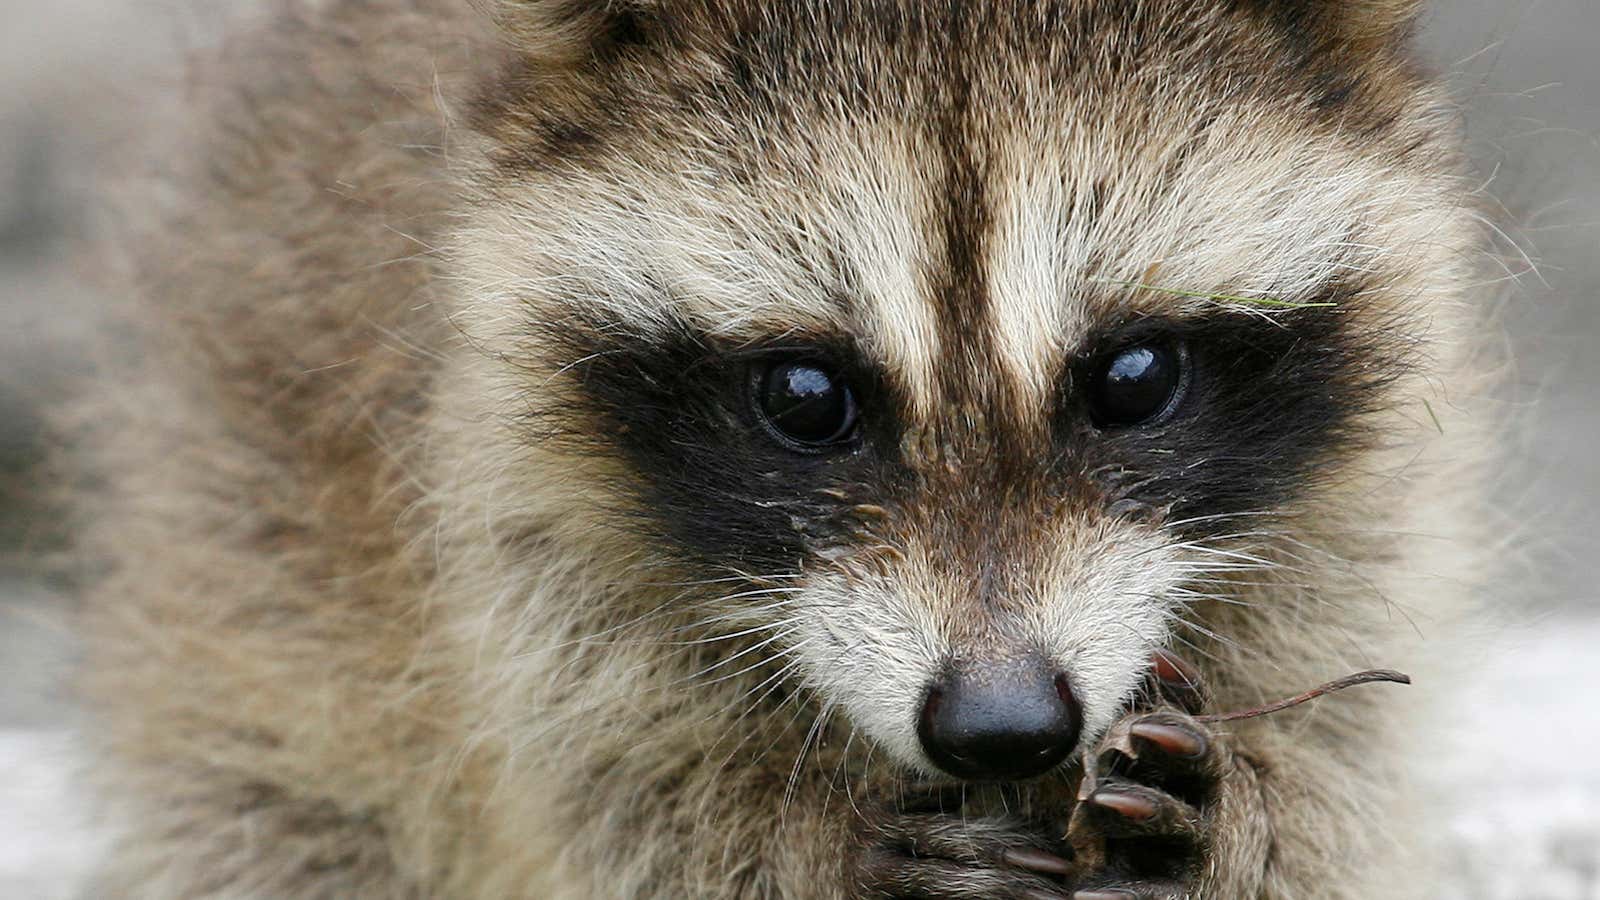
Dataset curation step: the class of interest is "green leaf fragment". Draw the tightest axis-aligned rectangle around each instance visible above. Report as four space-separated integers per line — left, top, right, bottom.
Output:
1422 398 1445 435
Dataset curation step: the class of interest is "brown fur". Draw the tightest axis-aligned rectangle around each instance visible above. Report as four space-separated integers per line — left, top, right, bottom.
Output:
75 1 1492 897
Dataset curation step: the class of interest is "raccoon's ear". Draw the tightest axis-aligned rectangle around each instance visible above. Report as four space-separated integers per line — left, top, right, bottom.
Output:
1298 0 1425 47
1334 0 1424 40
478 0 661 64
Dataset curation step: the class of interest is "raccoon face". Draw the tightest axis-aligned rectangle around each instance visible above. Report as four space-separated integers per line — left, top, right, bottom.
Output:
457 0 1467 779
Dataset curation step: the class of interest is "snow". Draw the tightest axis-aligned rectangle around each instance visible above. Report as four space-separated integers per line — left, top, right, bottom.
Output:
0 732 103 900
1432 619 1600 900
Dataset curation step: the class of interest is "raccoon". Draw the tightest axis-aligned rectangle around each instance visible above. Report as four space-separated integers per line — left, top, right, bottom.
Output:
76 0 1490 897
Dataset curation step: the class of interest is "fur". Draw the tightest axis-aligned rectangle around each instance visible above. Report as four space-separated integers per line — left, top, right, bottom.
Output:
75 0 1493 897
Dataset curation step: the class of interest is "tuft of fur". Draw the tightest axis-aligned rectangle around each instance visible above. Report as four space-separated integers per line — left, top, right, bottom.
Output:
74 1 1496 897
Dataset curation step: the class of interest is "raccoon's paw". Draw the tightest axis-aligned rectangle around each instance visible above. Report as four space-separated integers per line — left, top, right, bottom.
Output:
1059 651 1228 899
1063 709 1226 900
853 805 1076 900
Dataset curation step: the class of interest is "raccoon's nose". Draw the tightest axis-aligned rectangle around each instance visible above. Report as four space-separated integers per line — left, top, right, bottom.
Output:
917 658 1082 781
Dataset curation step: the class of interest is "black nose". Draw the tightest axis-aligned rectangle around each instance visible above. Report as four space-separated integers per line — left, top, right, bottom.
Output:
917 657 1083 781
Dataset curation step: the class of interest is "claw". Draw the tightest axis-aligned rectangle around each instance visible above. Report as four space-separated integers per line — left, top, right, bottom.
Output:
1089 788 1158 822
1129 720 1207 760
1149 650 1207 715
1151 650 1199 688
1002 848 1076 877
1067 684 1223 896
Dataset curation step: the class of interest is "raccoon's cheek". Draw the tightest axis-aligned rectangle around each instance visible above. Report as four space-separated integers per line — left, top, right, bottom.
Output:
786 593 947 773
810 662 937 772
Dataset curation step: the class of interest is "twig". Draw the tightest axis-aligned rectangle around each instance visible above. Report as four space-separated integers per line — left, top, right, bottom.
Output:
1197 670 1412 724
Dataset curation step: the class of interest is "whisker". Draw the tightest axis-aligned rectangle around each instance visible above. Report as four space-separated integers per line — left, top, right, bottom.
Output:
680 628 805 686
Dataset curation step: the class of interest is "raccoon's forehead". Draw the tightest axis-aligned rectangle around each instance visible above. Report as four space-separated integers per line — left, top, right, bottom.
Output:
463 1 1456 410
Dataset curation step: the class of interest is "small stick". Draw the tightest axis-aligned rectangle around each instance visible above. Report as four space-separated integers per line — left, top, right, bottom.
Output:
1196 670 1412 724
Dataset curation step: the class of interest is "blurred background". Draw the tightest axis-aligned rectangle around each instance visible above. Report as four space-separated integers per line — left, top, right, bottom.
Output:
0 1 1595 897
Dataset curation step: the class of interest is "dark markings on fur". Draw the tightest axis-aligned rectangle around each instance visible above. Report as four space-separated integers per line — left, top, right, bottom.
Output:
1310 72 1360 112
595 4 655 57
1061 286 1414 534
925 5 1002 443
536 277 1411 594
534 312 908 574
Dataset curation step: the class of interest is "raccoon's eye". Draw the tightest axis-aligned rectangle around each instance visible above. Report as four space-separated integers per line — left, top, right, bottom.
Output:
1088 341 1186 427
756 360 860 450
